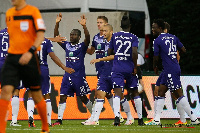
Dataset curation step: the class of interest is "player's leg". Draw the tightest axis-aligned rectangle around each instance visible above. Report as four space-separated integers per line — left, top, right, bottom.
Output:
120 94 134 125
41 68 52 126
53 95 67 126
84 90 106 125
10 89 21 126
174 88 199 125
0 85 15 132
0 55 20 132
106 93 124 123
53 75 70 126
27 90 36 127
113 87 122 126
22 54 49 132
44 94 52 126
171 93 187 125
151 84 167 125
75 76 92 113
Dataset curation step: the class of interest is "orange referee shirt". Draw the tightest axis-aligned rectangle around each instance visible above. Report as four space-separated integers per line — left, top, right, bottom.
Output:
6 5 46 54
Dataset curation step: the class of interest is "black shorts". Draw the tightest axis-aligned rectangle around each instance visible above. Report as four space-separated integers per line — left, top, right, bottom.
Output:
1 53 41 90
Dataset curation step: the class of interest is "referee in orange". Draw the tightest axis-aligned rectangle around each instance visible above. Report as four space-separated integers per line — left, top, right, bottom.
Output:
0 0 49 132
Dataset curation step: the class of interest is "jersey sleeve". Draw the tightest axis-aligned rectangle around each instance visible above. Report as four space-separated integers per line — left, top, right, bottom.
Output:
153 38 159 56
33 7 46 32
61 41 68 50
46 39 54 54
132 35 139 47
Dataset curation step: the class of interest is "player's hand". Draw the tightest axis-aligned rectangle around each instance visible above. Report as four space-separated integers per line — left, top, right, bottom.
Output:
78 14 86 26
132 68 137 76
56 13 62 23
64 67 75 74
90 59 100 64
54 35 67 43
154 67 159 75
19 52 33 65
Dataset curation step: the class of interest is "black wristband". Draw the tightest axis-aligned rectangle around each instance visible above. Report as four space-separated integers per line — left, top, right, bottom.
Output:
29 46 37 54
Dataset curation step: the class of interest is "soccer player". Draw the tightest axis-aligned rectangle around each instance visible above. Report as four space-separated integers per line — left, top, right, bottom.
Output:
87 24 134 125
145 22 187 125
83 16 124 125
146 19 199 125
0 28 23 127
27 37 75 127
91 16 144 126
0 0 49 132
52 13 93 126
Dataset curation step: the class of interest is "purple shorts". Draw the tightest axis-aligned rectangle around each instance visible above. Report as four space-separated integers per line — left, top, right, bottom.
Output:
111 72 138 90
97 76 112 94
40 67 51 95
60 73 91 97
160 71 182 92
156 71 164 86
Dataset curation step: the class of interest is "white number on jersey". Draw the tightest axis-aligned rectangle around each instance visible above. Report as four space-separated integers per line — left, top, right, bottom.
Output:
165 40 177 59
115 40 131 56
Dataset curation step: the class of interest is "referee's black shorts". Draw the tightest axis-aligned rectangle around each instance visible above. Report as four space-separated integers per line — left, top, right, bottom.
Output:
1 53 41 90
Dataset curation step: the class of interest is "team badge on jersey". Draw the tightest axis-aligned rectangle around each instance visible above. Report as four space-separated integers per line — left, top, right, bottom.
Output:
69 52 73 57
97 44 101 50
20 21 29 32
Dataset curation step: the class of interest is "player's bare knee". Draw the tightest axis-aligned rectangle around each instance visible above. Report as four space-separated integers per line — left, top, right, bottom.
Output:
60 95 67 103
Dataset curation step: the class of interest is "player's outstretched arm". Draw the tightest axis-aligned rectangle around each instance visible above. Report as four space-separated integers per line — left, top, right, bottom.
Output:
49 52 75 74
54 13 63 46
90 55 114 64
78 14 90 46
46 35 66 43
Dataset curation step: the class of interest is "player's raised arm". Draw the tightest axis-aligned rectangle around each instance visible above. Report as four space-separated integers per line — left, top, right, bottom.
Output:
87 46 95 55
78 15 90 46
54 13 62 46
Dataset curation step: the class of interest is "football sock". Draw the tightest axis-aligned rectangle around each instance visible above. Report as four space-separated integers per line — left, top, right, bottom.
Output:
154 97 165 122
176 101 186 123
58 102 66 120
45 99 52 124
88 99 96 121
133 96 142 119
177 96 197 121
85 100 93 114
93 99 104 122
121 98 133 120
11 96 19 123
36 99 48 132
154 96 158 118
0 99 9 133
113 96 121 117
27 97 35 119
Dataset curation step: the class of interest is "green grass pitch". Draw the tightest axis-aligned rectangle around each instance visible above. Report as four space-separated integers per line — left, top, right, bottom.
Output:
7 119 200 133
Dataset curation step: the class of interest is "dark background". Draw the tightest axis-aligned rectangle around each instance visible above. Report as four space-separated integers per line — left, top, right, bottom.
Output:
146 0 200 74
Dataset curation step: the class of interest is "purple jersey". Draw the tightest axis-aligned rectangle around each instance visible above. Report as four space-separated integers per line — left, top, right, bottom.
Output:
109 31 139 73
38 38 54 68
61 41 88 77
92 33 105 76
153 33 183 73
100 40 113 77
0 28 9 62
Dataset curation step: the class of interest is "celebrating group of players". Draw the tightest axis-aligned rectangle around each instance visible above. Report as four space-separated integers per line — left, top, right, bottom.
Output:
0 0 199 133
